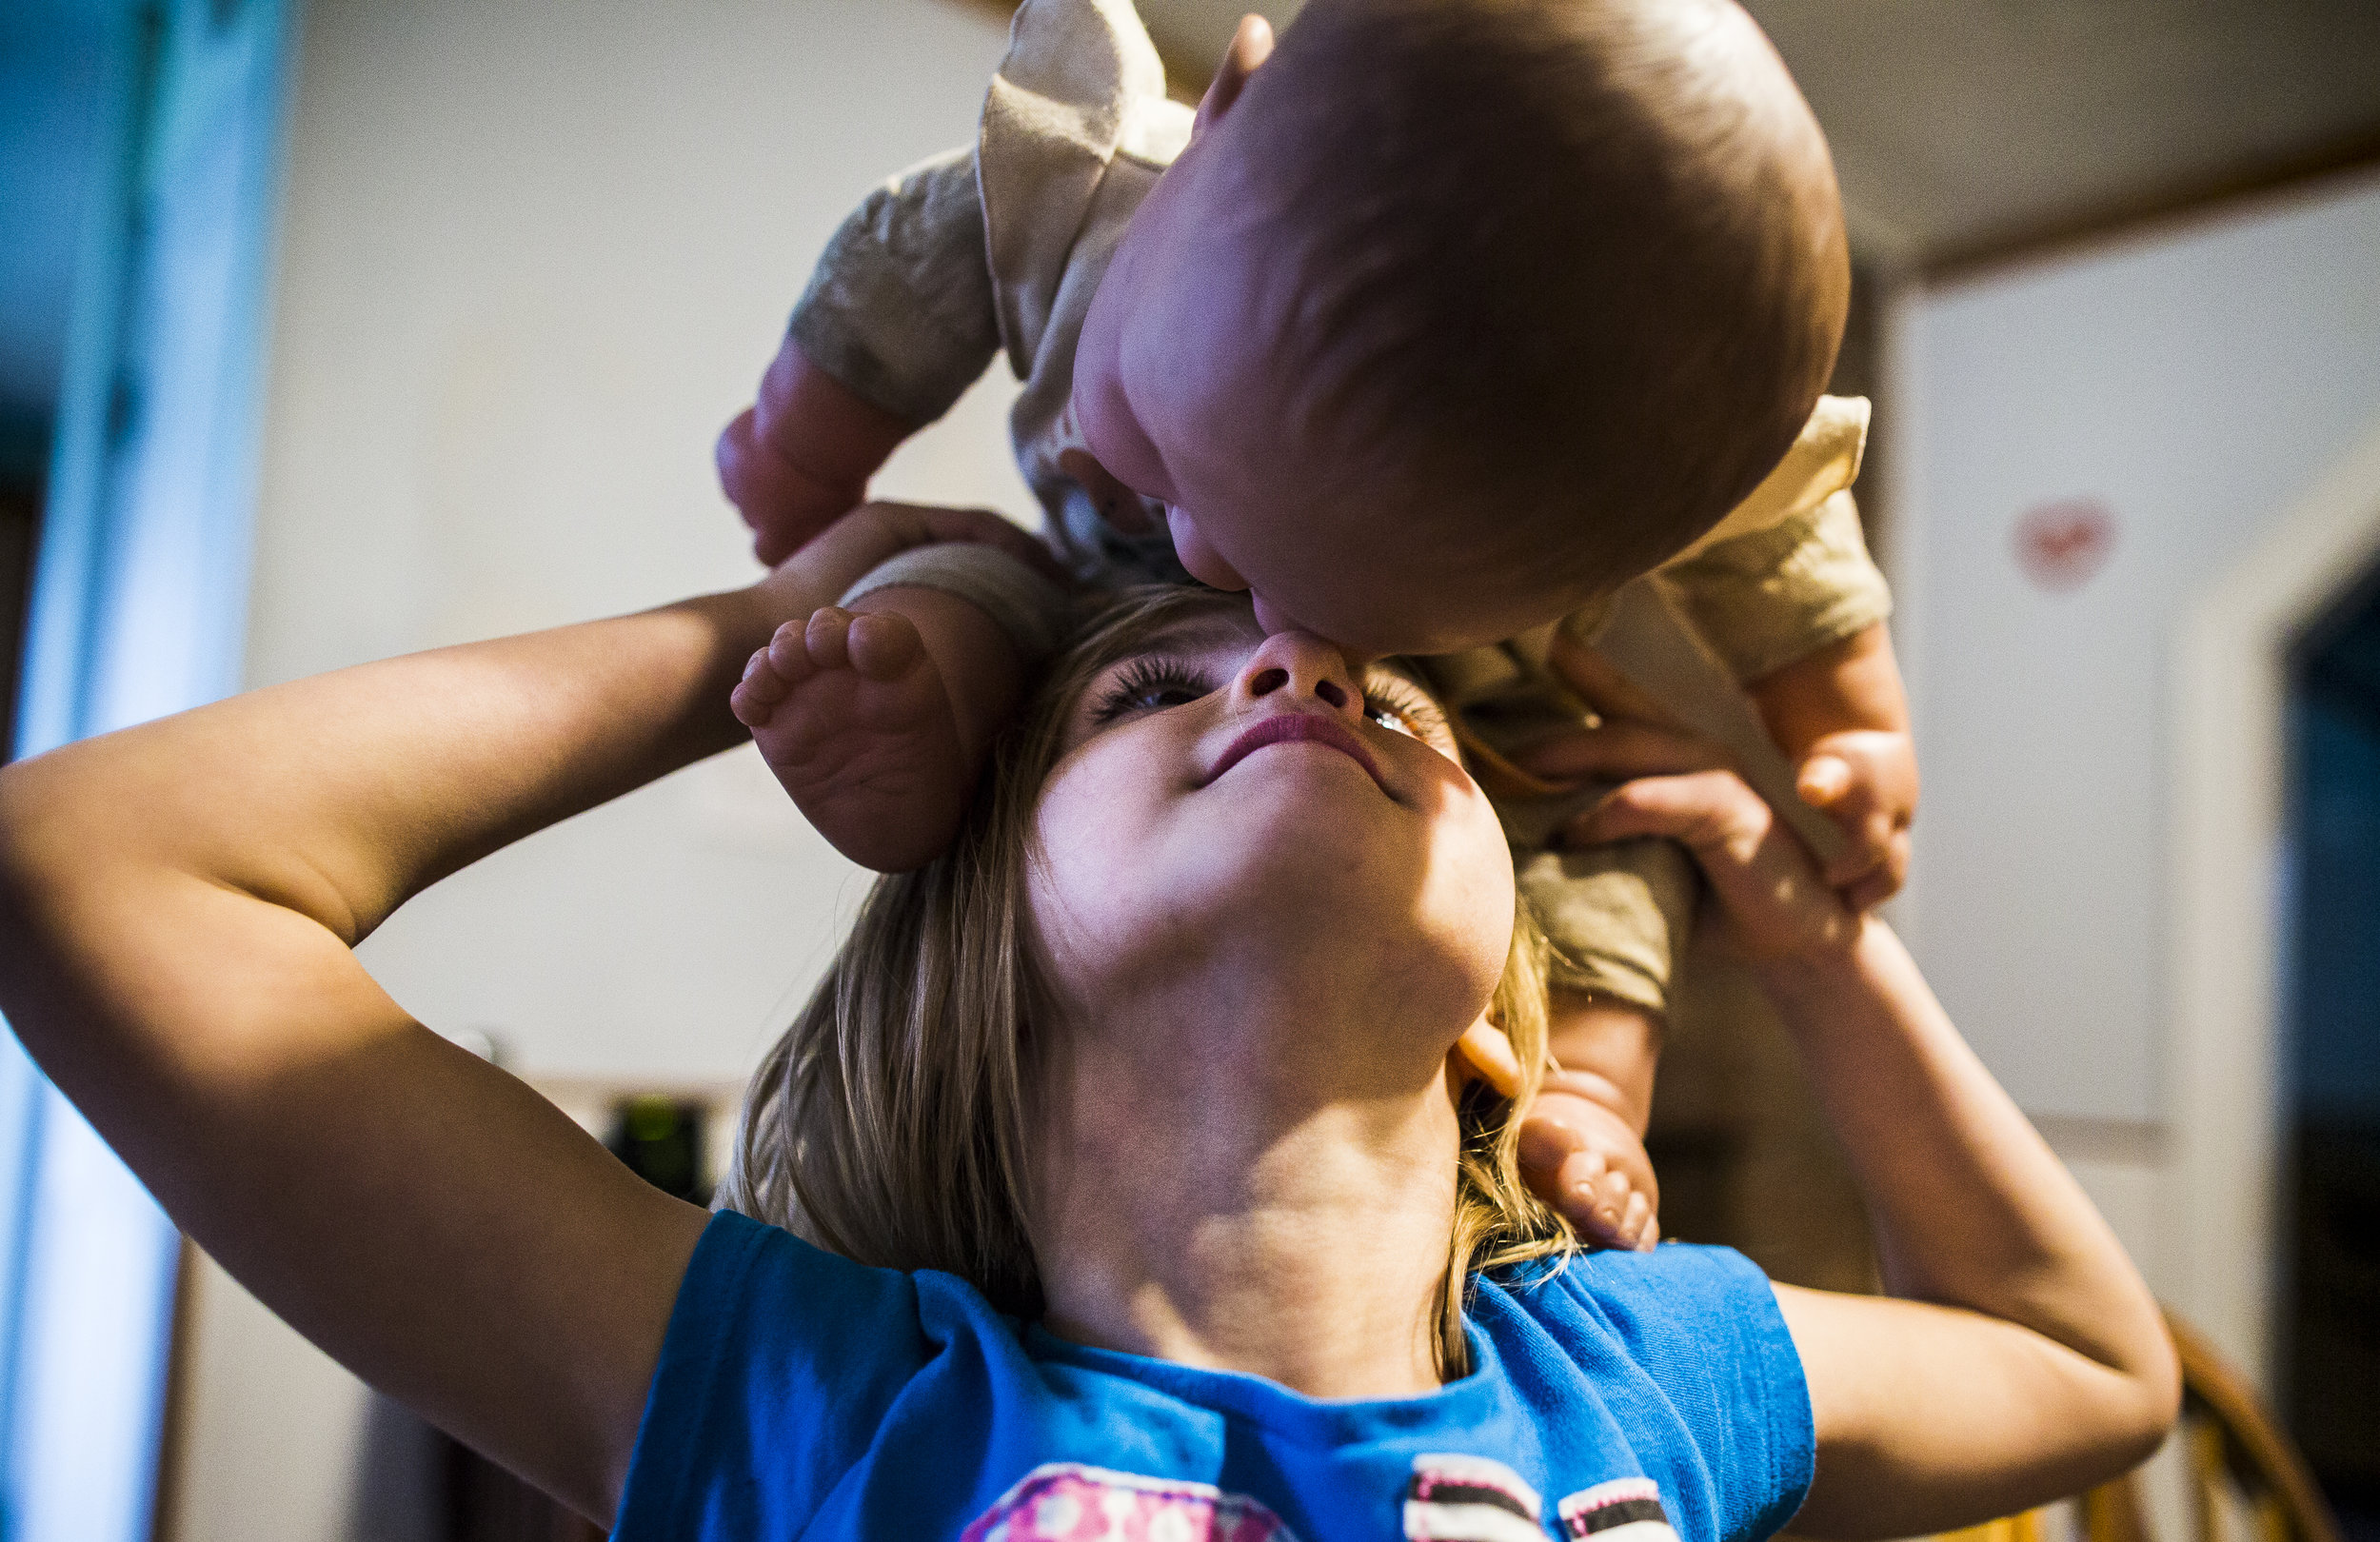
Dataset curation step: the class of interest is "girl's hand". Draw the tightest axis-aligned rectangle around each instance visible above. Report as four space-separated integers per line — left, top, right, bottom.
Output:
1518 719 1855 966
1525 717 2179 1535
765 501 1065 618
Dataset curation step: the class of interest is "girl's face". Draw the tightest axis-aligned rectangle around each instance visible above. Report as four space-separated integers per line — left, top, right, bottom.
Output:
1026 602 1515 1077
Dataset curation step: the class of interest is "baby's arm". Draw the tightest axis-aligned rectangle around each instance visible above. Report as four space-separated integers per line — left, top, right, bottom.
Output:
1745 620 1917 910
715 149 1044 866
1584 751 2177 1537
1659 397 1914 907
0 505 1027 1525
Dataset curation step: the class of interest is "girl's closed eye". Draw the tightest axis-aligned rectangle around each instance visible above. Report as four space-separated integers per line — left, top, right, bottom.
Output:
1090 657 1216 722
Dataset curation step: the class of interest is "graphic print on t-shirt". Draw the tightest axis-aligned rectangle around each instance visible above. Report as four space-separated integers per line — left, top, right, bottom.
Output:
961 1462 1299 1542
1557 1478 1678 1542
1402 1453 1549 1542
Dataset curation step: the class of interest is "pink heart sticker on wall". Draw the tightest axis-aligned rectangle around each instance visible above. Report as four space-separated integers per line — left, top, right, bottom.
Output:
2013 498 2116 592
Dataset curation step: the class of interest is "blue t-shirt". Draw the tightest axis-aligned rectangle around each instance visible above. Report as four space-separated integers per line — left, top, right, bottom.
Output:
615 1211 1813 1541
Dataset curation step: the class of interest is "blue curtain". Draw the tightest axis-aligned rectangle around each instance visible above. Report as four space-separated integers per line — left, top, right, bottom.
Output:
1 1 288 1535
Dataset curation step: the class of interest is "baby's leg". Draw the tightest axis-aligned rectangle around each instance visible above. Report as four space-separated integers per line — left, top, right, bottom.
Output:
731 572 1041 872
1521 991 1663 1252
1510 839 1696 1251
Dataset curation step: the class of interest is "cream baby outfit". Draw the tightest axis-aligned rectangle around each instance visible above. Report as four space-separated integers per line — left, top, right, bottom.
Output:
790 0 1890 1014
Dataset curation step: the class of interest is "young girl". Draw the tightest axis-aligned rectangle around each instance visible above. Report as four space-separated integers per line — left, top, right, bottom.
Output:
0 504 2172 1536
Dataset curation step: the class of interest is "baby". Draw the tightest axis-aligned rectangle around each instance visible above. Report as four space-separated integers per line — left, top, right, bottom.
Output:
724 0 1916 1249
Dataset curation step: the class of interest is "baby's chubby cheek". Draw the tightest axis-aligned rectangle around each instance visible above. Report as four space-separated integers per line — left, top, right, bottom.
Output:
1246 592 1319 648
1163 507 1250 593
1163 513 1377 656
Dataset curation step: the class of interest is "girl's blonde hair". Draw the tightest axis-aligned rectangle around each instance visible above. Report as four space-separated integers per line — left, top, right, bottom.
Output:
717 585 1573 1374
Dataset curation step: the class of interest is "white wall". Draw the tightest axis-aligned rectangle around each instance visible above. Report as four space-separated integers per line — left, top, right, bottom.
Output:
1889 171 2380 1336
172 1 1032 1536
248 0 1038 1086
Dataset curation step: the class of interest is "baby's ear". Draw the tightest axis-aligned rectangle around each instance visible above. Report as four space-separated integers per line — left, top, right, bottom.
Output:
1193 14 1275 137
1452 1017 1524 1098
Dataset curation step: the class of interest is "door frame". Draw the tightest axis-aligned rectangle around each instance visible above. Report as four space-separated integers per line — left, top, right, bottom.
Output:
2167 417 2380 1385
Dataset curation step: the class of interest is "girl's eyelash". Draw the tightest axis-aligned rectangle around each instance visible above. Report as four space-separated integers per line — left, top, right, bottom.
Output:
1363 674 1448 738
1087 657 1444 739
1090 658 1216 722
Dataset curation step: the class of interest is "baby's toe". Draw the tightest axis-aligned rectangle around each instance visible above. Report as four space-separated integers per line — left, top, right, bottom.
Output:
844 611 925 681
764 617 822 681
1619 1190 1655 1252
1553 1151 1610 1225
1518 1113 1587 1176
742 644 784 690
731 669 780 730
801 606 857 671
1591 1167 1634 1236
1557 1161 1636 1249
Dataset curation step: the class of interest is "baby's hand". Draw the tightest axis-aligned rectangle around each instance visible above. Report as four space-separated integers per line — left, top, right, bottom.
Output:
1740 623 1918 913
1792 725 1916 913
720 340 916 566
718 405 865 565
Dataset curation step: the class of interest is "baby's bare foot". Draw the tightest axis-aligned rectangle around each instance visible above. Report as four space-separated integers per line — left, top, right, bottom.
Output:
1518 1089 1661 1252
730 606 973 872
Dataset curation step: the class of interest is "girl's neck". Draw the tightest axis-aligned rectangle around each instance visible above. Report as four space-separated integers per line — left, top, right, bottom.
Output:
1030 1006 1463 1399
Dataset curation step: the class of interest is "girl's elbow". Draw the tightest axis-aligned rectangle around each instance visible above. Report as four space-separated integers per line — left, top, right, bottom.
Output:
0 758 153 979
0 760 109 900
2120 1328 2184 1464
0 763 66 921
2091 1328 2183 1479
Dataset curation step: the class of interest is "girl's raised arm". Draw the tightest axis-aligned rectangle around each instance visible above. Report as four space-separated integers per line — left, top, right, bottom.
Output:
1537 700 2180 1540
0 503 1046 1524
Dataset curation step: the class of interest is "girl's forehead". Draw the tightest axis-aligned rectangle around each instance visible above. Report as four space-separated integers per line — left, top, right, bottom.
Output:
1121 609 1266 658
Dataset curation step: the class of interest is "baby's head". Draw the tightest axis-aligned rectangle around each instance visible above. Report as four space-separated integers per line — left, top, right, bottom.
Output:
1075 0 1848 656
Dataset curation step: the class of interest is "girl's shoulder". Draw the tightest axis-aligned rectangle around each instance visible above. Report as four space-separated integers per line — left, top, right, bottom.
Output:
1492 1238 1775 1313
1476 1243 1813 1537
615 1212 1015 1535
1481 1240 1794 1374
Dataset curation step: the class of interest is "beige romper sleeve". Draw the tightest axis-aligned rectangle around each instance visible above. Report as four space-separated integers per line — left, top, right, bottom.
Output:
786 148 1004 427
1657 395 1892 682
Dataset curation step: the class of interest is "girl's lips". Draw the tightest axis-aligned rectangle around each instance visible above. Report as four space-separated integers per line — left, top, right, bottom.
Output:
1204 712 1387 793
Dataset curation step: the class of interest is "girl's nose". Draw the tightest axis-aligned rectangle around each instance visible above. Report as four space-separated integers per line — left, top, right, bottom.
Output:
1233 631 1361 718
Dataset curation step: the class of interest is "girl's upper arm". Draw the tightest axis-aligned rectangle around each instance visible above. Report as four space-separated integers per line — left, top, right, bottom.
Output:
0 778 705 1526
0 538 962 1524
1774 1283 2174 1541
